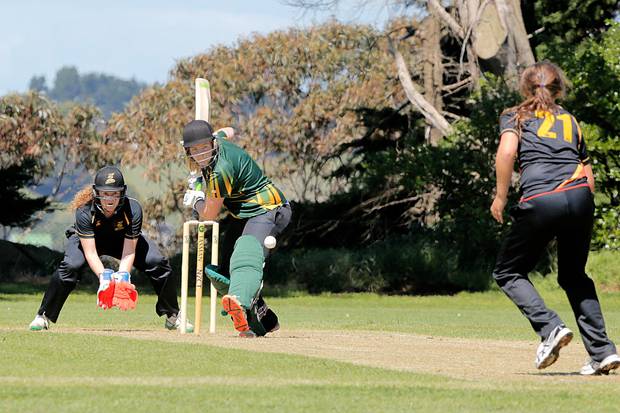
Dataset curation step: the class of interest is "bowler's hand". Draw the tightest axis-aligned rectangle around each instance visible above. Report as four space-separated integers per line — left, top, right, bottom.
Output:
490 196 507 224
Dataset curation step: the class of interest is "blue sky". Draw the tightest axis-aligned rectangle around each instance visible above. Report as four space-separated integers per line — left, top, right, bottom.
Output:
1 0 390 95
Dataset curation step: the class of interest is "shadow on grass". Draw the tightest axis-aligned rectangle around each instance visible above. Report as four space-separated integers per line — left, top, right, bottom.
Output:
519 372 582 377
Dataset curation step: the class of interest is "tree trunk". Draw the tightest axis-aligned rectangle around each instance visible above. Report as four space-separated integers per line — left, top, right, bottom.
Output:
420 15 445 145
496 0 535 81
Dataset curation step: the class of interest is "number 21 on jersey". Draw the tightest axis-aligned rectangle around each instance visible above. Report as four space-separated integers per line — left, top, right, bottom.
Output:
535 111 577 143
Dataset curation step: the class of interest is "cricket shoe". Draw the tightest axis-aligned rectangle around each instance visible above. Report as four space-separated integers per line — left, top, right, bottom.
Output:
165 314 194 333
535 325 573 369
222 295 252 335
580 353 620 376
29 314 50 331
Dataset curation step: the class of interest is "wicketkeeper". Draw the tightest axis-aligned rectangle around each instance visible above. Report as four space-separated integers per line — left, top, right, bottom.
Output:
182 120 291 337
29 165 192 332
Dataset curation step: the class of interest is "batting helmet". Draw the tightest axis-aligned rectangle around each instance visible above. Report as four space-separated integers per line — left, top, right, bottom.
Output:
182 120 215 148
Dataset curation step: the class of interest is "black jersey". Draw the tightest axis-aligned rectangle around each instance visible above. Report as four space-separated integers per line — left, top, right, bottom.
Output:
499 108 590 200
74 197 142 240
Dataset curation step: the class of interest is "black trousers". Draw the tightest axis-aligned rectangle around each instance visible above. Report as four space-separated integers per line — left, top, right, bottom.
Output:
37 232 179 323
218 203 292 277
493 186 616 361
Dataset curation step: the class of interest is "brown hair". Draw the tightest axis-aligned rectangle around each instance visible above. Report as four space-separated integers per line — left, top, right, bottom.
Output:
504 60 570 126
70 186 94 211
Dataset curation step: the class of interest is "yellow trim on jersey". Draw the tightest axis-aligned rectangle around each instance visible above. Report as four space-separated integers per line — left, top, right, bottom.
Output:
207 173 222 198
557 164 586 189
222 171 233 196
575 119 583 144
269 184 282 204
76 230 95 238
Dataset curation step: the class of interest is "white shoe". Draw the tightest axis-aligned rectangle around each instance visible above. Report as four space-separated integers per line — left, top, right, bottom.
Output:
165 314 194 333
29 314 50 331
535 325 573 369
580 353 620 376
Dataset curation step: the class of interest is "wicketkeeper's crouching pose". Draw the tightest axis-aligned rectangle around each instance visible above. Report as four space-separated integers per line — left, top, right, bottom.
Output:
29 165 192 332
491 61 619 375
182 120 291 337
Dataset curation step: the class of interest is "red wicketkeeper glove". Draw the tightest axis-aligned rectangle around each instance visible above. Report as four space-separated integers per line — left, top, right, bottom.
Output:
112 271 138 311
97 269 116 310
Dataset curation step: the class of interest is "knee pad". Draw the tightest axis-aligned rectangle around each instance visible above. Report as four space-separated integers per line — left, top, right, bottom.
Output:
228 235 264 308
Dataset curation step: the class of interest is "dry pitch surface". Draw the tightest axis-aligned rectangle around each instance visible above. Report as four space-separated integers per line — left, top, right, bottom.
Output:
51 327 619 384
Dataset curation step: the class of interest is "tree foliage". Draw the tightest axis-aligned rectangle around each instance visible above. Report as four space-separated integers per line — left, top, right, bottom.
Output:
0 92 104 229
560 21 620 248
106 22 400 208
527 0 620 57
0 160 51 228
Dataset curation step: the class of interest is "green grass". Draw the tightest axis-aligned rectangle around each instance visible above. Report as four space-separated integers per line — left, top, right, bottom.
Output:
1 289 619 412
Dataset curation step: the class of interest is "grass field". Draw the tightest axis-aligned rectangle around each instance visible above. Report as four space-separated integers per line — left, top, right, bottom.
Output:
1 285 619 412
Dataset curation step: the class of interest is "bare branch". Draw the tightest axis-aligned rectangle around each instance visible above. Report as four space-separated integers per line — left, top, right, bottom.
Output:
388 37 453 137
442 76 473 92
427 0 465 39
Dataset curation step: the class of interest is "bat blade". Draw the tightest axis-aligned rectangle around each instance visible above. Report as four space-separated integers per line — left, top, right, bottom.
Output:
195 78 211 122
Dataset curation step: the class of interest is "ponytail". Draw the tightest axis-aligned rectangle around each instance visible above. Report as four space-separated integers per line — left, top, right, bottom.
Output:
503 60 570 127
70 186 94 211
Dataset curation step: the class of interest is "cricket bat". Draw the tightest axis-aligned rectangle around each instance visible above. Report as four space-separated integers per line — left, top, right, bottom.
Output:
188 77 211 177
195 78 211 122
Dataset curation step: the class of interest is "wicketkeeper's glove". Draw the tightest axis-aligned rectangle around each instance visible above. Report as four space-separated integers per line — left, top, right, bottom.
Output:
112 271 138 311
97 268 116 310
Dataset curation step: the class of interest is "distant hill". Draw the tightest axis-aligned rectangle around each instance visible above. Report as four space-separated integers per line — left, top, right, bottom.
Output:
29 66 147 118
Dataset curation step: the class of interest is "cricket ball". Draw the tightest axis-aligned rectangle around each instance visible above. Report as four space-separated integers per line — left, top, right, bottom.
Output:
263 235 277 249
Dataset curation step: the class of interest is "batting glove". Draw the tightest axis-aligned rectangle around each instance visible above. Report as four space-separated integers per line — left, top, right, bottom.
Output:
112 271 138 311
97 269 116 310
183 189 205 209
188 174 203 191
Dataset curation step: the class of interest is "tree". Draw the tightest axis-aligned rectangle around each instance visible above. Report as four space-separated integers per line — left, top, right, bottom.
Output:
29 67 147 117
561 21 620 248
51 66 81 102
28 76 48 94
286 0 535 140
105 22 399 206
0 92 104 234
0 160 51 237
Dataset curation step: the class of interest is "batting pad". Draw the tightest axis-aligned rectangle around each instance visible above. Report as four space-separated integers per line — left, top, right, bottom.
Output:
205 265 230 295
228 235 264 309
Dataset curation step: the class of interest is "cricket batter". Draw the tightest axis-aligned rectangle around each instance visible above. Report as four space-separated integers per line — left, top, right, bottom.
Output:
491 61 619 375
29 165 192 332
181 120 291 337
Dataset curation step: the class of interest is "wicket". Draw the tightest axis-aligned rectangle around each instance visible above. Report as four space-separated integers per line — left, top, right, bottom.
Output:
180 220 219 334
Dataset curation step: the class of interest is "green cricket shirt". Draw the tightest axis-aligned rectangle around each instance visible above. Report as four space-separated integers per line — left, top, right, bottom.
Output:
202 133 286 219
